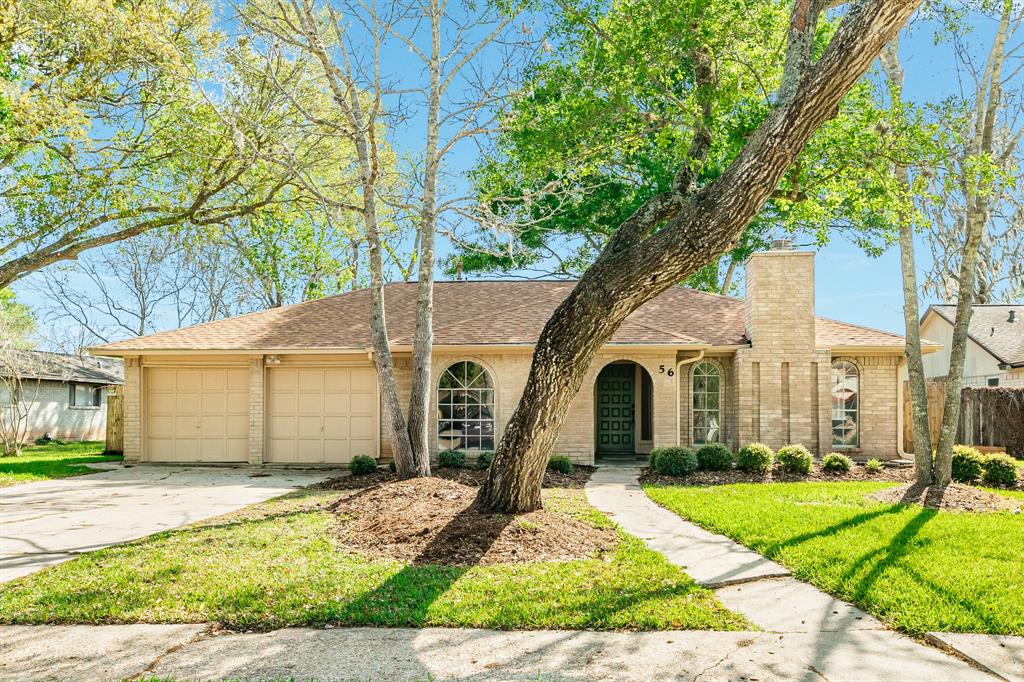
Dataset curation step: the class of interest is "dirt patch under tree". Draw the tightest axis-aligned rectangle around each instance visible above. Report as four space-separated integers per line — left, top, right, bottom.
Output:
869 482 1022 513
327 476 617 565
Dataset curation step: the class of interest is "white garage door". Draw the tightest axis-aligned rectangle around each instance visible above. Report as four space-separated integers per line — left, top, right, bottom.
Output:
145 367 249 462
266 366 377 464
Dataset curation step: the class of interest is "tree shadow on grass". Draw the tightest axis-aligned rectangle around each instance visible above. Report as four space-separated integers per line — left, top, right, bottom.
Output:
327 497 514 627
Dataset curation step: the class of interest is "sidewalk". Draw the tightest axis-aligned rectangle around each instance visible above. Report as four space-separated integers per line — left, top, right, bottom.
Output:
584 466 1002 680
0 623 997 681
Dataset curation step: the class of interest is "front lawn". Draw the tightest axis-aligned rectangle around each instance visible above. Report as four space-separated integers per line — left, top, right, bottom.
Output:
645 482 1024 635
0 484 750 632
0 441 121 487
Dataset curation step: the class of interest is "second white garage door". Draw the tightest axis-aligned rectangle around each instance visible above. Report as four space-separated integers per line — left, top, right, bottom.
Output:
145 366 249 462
266 366 377 464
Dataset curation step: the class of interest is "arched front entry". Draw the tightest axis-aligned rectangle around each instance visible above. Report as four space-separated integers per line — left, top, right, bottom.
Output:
595 361 654 459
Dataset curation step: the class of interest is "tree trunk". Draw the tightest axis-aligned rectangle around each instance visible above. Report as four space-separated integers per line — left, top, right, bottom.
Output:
934 0 1013 484
480 0 925 513
879 39 933 484
404 0 442 478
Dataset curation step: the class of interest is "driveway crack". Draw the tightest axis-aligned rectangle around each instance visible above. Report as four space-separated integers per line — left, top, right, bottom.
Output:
131 624 216 680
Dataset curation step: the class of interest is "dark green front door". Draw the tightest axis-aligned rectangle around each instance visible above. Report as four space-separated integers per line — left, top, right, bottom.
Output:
596 363 635 455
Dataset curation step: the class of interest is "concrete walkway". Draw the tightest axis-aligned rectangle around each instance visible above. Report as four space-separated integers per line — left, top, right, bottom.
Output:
0 624 998 681
584 466 1001 679
0 465 341 583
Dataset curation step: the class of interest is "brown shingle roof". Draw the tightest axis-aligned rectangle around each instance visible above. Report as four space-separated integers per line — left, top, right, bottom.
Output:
92 280 910 353
929 304 1024 367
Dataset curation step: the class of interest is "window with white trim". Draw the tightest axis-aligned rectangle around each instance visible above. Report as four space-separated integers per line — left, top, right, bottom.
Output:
692 361 721 444
69 383 101 408
831 360 859 447
437 361 495 451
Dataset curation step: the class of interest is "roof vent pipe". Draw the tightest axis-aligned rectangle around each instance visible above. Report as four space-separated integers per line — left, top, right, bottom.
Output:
1009 309 1016 323
771 238 794 251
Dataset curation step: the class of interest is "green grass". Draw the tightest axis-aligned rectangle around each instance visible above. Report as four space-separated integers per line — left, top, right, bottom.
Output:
0 441 121 487
645 481 1024 635
0 486 750 632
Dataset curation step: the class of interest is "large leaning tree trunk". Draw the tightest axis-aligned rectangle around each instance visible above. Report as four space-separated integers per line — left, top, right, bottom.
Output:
479 0 925 513
879 39 933 485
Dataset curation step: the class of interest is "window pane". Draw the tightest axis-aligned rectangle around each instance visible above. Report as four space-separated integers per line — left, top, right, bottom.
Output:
437 362 495 452
831 360 859 446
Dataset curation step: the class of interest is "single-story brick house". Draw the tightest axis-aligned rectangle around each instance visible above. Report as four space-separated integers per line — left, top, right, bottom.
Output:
92 246 937 465
0 351 124 442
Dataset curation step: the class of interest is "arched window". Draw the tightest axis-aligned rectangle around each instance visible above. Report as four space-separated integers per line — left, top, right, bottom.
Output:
692 361 722 444
831 360 859 447
437 361 495 451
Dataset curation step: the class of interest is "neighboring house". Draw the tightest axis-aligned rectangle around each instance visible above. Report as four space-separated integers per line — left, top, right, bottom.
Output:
0 351 124 442
93 244 938 466
920 304 1024 387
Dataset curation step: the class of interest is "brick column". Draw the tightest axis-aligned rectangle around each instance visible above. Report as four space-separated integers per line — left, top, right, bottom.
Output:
248 356 265 465
122 356 142 463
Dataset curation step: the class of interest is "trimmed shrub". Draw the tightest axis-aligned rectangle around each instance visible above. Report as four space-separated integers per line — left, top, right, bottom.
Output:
696 443 734 471
475 451 494 470
649 447 697 477
822 452 853 474
388 460 397 473
982 453 1020 486
951 445 986 483
547 455 574 475
736 443 774 473
438 449 466 469
777 444 813 475
349 455 378 476
865 458 884 473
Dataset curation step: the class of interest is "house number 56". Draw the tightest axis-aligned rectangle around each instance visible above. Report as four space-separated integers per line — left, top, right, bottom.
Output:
659 365 675 377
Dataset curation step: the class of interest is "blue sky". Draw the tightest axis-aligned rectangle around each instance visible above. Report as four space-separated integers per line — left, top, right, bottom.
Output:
14 4 1010 343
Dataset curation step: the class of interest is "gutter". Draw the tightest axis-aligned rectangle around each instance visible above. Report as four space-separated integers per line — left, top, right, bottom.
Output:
675 351 705 446
897 356 909 460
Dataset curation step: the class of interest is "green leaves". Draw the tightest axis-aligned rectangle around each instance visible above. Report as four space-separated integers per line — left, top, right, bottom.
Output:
458 0 926 288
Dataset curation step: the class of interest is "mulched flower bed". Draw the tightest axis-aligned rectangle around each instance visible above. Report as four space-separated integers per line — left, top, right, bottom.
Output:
869 482 1022 513
320 464 596 491
327 476 617 565
640 463 916 487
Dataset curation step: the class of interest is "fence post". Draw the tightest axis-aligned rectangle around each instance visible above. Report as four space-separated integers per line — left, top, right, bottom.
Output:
105 385 124 454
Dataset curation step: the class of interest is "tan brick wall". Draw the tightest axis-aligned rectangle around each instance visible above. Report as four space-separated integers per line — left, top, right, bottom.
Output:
838 355 901 459
122 357 141 463
248 356 265 465
382 349 677 465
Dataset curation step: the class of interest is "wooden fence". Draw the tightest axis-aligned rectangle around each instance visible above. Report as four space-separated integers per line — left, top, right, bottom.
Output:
903 380 1022 456
902 379 946 453
958 387 1024 457
105 385 124 454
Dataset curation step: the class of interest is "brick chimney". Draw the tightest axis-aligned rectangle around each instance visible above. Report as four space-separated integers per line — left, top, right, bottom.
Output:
744 242 816 351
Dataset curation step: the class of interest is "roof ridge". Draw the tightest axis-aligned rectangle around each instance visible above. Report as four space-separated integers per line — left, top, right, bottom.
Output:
815 315 905 340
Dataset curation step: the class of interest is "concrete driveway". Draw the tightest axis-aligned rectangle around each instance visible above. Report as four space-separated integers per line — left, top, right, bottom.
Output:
0 465 342 583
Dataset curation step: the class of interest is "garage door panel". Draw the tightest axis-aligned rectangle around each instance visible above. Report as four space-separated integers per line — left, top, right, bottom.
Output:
324 368 350 390
297 393 322 414
351 396 375 416
176 370 201 392
298 368 322 386
226 369 248 390
201 392 227 414
323 416 348 439
146 366 248 463
324 392 349 415
266 365 377 464
351 415 375 439
295 438 322 460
